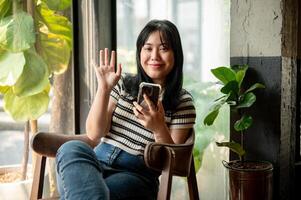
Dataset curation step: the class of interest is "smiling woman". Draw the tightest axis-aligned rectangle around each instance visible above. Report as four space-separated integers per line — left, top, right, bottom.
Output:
54 19 196 200
140 30 175 85
117 0 230 199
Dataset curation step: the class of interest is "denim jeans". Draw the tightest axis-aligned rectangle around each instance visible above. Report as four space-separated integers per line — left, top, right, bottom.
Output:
56 140 159 200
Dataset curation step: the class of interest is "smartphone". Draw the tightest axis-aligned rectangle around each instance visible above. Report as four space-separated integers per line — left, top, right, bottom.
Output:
137 82 161 109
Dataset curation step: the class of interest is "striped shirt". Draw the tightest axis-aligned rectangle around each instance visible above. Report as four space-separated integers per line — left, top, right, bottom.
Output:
101 77 196 155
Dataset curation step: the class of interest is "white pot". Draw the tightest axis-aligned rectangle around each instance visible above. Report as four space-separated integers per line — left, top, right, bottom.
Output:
0 164 33 200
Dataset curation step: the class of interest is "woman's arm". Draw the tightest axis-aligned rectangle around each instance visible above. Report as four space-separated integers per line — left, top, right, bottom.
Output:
86 48 121 143
86 93 117 143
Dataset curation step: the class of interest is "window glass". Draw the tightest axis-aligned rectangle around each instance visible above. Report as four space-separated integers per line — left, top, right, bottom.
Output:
117 0 230 199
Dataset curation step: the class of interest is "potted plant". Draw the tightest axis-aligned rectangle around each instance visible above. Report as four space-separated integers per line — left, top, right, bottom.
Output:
203 65 273 200
0 0 72 199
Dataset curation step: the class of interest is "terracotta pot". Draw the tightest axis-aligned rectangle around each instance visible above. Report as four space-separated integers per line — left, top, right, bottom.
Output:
223 160 273 200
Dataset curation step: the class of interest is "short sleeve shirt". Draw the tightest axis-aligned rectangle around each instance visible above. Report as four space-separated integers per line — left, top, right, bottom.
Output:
101 77 196 155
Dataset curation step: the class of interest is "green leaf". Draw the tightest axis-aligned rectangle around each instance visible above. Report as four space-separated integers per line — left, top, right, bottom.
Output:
236 92 256 109
0 0 12 19
0 85 9 93
193 147 201 172
230 64 248 72
204 94 230 125
203 109 219 126
36 3 72 48
234 115 253 131
226 91 237 103
0 51 25 85
39 32 70 74
232 65 248 87
13 49 49 97
44 0 72 11
245 83 265 93
211 66 236 85
0 11 35 52
3 86 50 121
221 80 239 95
216 141 246 158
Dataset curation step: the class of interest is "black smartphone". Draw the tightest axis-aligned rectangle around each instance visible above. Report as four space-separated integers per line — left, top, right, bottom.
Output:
137 82 161 109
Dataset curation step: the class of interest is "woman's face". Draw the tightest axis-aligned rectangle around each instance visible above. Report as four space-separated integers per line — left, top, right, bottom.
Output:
140 31 174 86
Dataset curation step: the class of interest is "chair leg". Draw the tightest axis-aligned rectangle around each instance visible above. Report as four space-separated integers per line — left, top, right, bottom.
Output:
187 158 199 200
157 147 175 200
30 155 47 200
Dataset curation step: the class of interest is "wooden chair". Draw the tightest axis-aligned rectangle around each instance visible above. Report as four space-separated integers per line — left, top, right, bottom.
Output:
30 130 199 200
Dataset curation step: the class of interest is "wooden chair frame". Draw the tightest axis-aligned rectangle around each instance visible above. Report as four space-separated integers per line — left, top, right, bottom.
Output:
30 130 199 200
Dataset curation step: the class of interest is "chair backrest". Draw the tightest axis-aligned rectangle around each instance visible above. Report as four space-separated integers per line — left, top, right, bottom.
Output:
144 130 195 177
143 129 199 200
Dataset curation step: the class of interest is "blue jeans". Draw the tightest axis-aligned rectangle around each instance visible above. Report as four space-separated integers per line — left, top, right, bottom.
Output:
56 140 159 200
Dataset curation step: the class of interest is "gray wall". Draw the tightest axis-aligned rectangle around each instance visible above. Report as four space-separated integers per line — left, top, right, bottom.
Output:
230 0 299 199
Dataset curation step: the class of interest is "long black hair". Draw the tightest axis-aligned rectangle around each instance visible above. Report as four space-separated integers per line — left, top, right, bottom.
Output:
123 19 184 111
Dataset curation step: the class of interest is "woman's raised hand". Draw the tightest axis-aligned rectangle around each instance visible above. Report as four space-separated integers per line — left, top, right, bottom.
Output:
94 48 122 92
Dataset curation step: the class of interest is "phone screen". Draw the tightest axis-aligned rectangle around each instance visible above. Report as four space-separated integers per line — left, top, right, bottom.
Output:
137 82 161 109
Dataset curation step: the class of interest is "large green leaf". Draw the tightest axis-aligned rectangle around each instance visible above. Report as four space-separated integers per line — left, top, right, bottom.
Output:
216 141 246 158
13 49 49 97
0 11 35 52
44 0 72 11
39 32 70 74
245 83 265 93
234 115 253 131
36 3 72 48
211 66 236 85
0 51 25 85
236 92 256 109
221 80 239 95
3 86 50 121
0 0 11 19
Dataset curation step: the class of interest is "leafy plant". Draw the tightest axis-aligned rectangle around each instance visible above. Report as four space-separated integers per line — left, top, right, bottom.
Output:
184 77 230 172
0 0 72 181
203 65 265 161
0 0 72 121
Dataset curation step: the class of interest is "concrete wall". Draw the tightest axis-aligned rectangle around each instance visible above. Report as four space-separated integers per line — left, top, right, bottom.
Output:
230 0 299 199
231 0 282 57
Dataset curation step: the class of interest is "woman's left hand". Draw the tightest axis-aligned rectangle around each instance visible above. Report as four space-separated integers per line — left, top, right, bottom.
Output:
133 94 167 133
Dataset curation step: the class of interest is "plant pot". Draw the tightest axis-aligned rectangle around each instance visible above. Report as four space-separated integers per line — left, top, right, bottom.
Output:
223 160 273 200
0 164 32 200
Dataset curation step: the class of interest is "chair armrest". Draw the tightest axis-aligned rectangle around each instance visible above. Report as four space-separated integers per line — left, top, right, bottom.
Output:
30 132 98 157
144 130 195 176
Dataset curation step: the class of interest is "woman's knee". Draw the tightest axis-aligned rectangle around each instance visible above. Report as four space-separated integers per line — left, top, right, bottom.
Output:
56 140 94 161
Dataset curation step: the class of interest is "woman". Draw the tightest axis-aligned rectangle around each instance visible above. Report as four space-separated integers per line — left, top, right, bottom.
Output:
56 19 196 200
